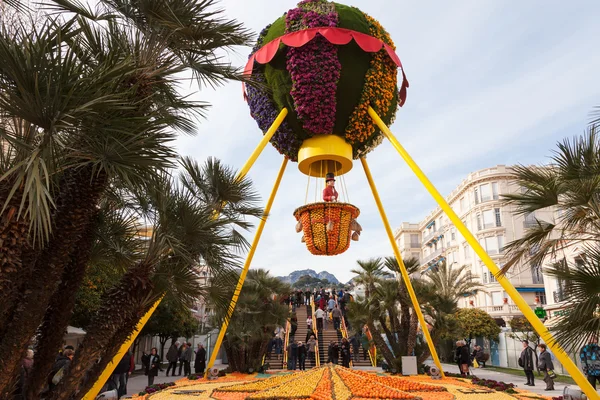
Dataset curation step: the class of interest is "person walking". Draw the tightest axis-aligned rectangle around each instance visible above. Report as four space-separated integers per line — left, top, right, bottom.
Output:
331 305 342 331
48 348 74 390
144 348 162 386
519 340 538 386
298 342 307 371
455 340 470 377
315 307 325 331
195 344 206 375
580 336 600 389
327 297 335 313
307 316 313 331
538 343 555 391
350 335 360 362
111 351 133 398
340 338 351 368
327 341 335 364
307 335 317 368
184 342 193 376
166 341 180 377
177 343 186 376
288 341 298 370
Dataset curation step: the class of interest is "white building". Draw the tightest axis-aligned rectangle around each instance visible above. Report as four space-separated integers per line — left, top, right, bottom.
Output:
394 165 552 323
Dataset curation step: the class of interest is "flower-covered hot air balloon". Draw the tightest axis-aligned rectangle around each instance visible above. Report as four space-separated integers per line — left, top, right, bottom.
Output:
244 0 408 255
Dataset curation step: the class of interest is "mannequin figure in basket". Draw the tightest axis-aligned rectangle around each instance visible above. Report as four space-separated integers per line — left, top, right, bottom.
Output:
323 172 338 202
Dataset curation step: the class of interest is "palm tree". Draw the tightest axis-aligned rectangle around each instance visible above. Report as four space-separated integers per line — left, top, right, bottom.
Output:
501 127 600 350
425 262 481 301
0 0 253 393
501 127 600 273
351 257 392 298
49 157 262 399
384 257 421 355
212 269 290 373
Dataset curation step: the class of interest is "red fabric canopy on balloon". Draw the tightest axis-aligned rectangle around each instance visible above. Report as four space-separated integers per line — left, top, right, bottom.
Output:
243 27 409 106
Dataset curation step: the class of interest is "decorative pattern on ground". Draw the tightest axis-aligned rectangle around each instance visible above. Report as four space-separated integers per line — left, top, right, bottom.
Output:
138 366 553 400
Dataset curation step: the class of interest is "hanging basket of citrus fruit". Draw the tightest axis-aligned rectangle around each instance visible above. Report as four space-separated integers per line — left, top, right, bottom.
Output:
294 202 360 256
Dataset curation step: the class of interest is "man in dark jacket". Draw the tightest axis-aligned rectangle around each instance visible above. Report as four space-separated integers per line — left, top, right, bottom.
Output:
288 341 298 370
166 341 180 377
111 351 132 397
538 343 555 390
177 343 186 376
519 340 538 386
195 344 206 375
455 340 470 377
48 349 74 390
297 342 307 370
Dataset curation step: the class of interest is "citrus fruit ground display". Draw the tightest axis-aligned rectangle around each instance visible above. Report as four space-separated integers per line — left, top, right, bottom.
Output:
132 365 554 400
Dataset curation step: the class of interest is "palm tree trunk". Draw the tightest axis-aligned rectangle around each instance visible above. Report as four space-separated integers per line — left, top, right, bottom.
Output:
406 311 419 356
378 317 399 358
366 321 394 366
26 218 96 398
0 181 36 337
0 167 106 395
51 262 156 400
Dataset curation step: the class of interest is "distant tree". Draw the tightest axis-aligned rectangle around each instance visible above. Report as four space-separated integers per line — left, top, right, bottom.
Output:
455 308 501 344
141 301 199 359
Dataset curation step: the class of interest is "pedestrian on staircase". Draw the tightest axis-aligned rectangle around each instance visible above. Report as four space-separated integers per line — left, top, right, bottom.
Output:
315 307 325 331
298 342 307 371
341 338 351 368
307 335 317 367
331 305 342 331
350 334 360 362
307 316 313 331
288 341 298 370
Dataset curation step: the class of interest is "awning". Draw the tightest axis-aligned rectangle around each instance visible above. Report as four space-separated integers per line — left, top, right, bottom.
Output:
515 288 542 292
425 221 435 229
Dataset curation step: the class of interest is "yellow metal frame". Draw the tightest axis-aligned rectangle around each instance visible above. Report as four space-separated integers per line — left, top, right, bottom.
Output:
361 157 445 378
368 106 599 399
83 296 163 400
310 298 321 367
205 157 288 376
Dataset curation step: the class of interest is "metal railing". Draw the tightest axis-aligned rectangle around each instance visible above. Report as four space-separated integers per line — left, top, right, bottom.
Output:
422 225 445 244
283 304 292 366
422 247 444 264
364 325 377 367
310 298 320 367
336 298 353 368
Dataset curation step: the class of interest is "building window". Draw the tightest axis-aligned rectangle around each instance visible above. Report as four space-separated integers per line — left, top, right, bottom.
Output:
483 270 488 283
480 236 503 254
535 290 547 305
489 271 497 283
531 263 544 284
474 187 479 204
479 183 492 202
451 227 456 240
410 234 420 248
460 197 466 212
492 182 499 200
524 212 537 228
495 208 502 227
491 291 503 305
477 214 482 230
464 244 471 260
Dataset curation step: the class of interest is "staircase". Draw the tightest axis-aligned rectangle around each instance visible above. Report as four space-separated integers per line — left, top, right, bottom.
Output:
264 351 284 370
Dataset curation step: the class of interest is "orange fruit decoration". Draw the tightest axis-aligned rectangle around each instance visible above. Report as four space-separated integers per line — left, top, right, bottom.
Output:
293 202 360 256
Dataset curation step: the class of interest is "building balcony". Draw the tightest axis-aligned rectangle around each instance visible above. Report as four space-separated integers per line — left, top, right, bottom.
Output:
422 225 445 245
422 247 444 265
478 304 531 316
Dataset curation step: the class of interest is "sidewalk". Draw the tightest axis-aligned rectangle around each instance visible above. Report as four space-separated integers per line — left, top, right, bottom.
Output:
123 364 228 396
442 363 568 396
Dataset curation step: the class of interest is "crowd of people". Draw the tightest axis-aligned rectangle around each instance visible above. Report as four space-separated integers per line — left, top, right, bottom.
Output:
454 336 600 392
143 342 207 386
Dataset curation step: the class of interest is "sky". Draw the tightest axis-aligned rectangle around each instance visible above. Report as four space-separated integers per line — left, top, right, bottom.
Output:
175 0 600 283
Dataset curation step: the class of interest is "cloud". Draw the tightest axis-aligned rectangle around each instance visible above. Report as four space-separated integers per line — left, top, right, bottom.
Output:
176 0 600 283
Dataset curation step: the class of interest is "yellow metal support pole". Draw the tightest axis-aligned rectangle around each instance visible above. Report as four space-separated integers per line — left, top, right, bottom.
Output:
205 157 288 376
83 297 163 400
368 106 599 398
360 157 445 378
237 108 288 180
